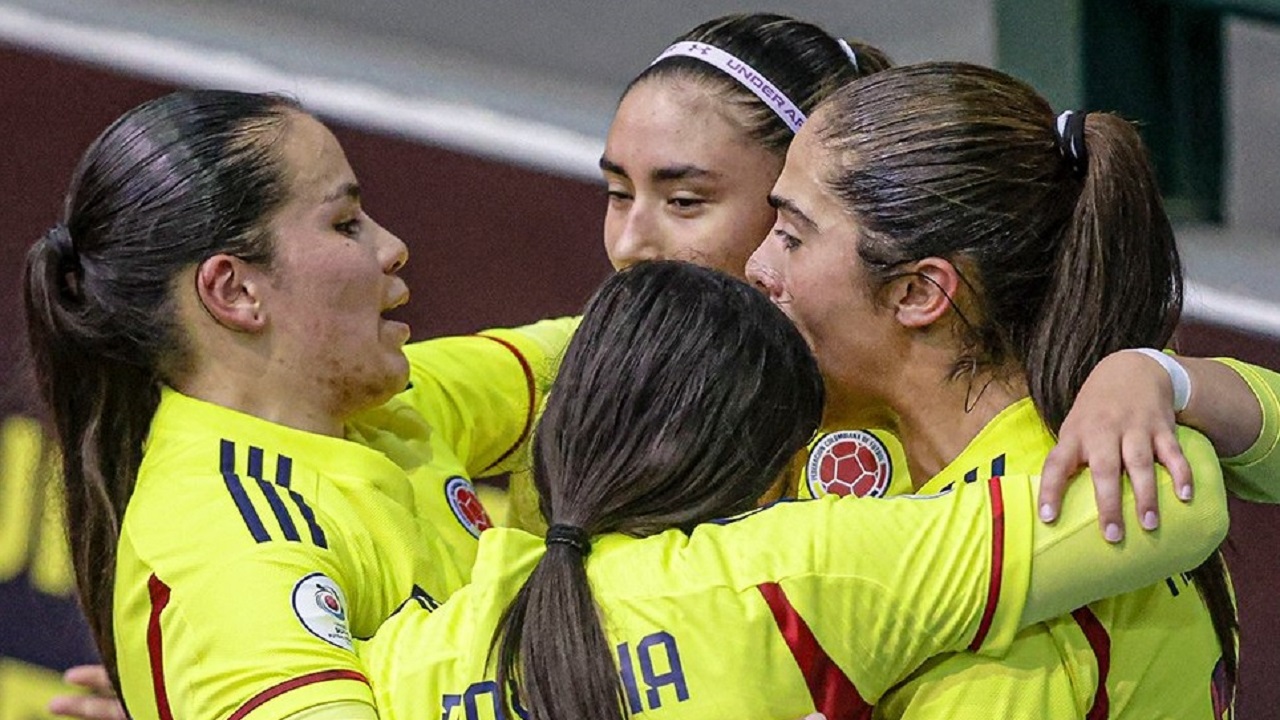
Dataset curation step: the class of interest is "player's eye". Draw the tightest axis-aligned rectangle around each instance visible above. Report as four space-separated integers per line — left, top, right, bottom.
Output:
669 195 706 210
773 228 801 250
334 218 362 237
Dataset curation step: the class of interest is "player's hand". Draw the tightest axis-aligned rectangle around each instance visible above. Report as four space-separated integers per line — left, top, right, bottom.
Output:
48 665 127 720
1038 350 1193 542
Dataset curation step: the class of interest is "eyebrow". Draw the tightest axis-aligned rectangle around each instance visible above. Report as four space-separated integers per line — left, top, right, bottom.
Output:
768 193 819 231
323 182 361 204
599 155 718 183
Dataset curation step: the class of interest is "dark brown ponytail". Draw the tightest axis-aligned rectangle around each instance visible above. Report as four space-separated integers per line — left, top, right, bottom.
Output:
22 90 297 686
815 61 1235 699
492 261 824 719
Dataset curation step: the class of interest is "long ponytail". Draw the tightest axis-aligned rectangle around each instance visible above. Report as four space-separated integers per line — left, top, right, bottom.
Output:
1026 113 1183 429
24 231 159 680
491 261 824 719
1032 114 1236 698
817 63 1236 699
21 90 298 687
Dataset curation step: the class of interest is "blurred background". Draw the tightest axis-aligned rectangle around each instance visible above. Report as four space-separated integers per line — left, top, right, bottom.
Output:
1 0 1277 717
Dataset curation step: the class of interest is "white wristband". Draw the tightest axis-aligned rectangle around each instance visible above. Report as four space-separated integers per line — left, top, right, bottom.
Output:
1126 348 1192 413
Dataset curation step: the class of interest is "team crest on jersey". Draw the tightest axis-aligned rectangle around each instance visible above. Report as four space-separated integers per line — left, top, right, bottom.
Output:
445 476 493 538
291 572 353 651
806 430 893 498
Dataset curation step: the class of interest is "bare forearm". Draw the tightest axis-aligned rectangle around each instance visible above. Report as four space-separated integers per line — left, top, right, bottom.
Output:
1175 356 1263 458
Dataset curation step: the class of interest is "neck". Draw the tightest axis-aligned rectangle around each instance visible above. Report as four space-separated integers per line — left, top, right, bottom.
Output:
829 358 1027 488
176 361 345 438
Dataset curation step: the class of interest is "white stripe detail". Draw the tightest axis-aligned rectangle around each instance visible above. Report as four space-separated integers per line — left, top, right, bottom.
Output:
0 3 603 180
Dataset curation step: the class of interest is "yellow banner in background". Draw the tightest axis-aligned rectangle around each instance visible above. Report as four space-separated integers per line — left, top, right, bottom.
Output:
0 416 72 597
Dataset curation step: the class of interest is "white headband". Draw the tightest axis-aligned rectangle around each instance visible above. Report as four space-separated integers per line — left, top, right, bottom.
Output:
836 38 860 74
650 41 806 133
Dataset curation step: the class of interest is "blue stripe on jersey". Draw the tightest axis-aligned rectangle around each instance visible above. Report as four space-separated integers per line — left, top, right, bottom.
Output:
991 454 1006 477
276 455 293 488
275 456 328 548
220 440 271 543
247 446 301 542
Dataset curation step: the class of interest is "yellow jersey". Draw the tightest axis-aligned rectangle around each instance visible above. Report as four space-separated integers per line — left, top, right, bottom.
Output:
113 318 574 720
1217 357 1280 503
875 399 1230 720
360 440 1226 720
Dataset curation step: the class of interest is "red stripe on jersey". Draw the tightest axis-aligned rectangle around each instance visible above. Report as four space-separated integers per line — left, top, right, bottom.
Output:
758 581 872 720
968 476 1007 651
146 574 174 720
1071 606 1112 719
227 669 370 720
476 334 536 474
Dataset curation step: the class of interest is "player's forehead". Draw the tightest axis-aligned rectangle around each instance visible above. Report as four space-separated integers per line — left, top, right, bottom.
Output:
277 113 358 205
604 77 764 180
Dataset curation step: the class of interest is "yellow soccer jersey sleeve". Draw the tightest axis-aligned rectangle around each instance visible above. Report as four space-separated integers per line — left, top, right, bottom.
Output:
877 409 1232 720
360 450 1225 720
115 389 459 720
1216 357 1280 503
398 317 578 478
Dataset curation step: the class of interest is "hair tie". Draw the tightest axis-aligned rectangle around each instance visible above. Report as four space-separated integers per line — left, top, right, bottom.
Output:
545 524 592 557
46 224 79 269
45 223 85 298
1054 110 1089 177
836 38 861 74
650 41 806 133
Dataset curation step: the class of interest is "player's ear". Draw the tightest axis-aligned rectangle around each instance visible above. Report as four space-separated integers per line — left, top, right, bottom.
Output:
194 254 267 333
888 257 960 329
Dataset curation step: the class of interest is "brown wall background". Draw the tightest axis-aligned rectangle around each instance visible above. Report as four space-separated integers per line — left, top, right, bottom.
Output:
2 43 1277 717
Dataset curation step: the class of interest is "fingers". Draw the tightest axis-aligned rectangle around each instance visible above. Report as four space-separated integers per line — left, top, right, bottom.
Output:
62 665 114 695
1087 448 1125 543
49 666 124 720
1155 431 1194 502
1037 441 1080 523
1122 434 1159 531
47 695 127 720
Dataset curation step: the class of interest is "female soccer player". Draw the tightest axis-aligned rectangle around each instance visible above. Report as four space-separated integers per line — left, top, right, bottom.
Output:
25 89 573 720
747 61 1276 718
506 12 1278 538
359 259 1228 720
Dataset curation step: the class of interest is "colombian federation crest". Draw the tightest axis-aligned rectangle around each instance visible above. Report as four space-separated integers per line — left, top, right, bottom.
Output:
445 476 494 538
292 572 353 651
805 430 893 499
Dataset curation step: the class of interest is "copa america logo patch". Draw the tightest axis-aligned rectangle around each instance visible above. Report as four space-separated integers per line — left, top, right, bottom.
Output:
806 430 893 498
445 476 493 538
291 572 353 651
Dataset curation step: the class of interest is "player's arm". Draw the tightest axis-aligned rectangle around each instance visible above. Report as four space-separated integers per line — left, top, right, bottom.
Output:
121 541 376 720
1041 352 1274 537
398 316 579 475
738 427 1226 699
1205 357 1280 502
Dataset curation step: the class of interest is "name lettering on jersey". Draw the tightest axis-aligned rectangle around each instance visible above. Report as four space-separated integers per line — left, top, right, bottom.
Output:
805 430 893 499
291 572 353 651
220 440 327 548
439 631 689 719
617 631 689 713
444 476 494 538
